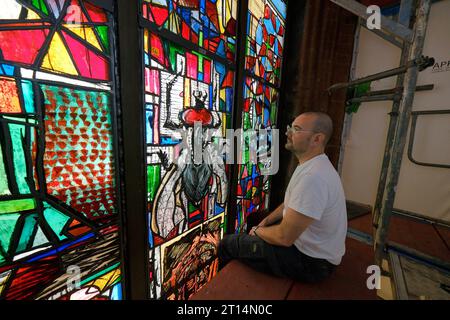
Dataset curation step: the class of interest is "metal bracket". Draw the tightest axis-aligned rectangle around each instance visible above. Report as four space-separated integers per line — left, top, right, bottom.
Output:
407 109 450 169
346 84 434 106
346 93 401 105
328 56 435 92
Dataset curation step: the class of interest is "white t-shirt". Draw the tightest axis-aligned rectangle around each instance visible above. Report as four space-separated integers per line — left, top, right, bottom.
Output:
283 154 347 265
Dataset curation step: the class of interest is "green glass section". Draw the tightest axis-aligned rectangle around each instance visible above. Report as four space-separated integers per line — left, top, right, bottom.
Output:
21 80 35 113
16 213 38 253
8 123 30 194
198 31 204 48
222 214 228 233
80 262 120 286
219 98 225 112
0 199 35 214
188 203 197 213
226 113 232 129
246 35 251 55
271 101 277 125
32 225 49 248
227 42 235 54
43 202 70 241
0 252 4 264
0 213 20 254
197 54 204 73
147 165 160 202
169 44 185 72
96 26 110 52
0 147 10 196
32 0 49 16
243 113 251 130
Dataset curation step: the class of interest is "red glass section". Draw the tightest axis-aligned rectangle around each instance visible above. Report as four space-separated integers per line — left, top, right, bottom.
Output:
84 1 108 23
0 28 49 66
149 4 169 26
62 31 109 80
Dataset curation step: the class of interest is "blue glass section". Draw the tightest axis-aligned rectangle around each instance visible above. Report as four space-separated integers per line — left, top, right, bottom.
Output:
0 64 15 76
226 88 233 113
161 136 181 145
270 0 287 19
263 107 270 127
27 233 95 262
216 40 226 57
215 204 225 215
111 283 122 300
209 85 214 110
146 106 154 144
180 8 191 24
214 62 225 85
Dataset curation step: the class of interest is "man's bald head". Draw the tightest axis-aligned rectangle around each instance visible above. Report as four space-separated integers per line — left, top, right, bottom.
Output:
300 112 333 146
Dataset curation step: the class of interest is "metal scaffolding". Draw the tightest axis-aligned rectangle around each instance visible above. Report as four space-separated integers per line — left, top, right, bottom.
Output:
327 0 433 266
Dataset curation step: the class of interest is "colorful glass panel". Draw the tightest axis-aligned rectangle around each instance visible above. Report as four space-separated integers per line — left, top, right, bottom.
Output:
141 0 238 61
0 0 122 300
235 76 279 232
143 29 233 299
245 0 287 86
235 0 286 233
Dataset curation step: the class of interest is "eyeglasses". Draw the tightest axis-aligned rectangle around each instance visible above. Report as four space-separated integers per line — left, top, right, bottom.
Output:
286 124 316 134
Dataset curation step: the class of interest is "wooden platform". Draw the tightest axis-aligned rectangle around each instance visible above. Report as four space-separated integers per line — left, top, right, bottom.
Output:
191 238 378 300
349 214 450 262
191 214 449 300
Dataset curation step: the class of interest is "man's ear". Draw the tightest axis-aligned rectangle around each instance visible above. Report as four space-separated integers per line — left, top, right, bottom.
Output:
314 133 325 145
312 133 321 144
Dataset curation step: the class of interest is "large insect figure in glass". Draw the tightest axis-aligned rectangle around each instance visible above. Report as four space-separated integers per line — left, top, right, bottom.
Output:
150 84 228 239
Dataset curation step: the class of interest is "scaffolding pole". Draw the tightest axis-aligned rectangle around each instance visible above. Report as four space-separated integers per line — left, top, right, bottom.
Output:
374 0 432 265
372 0 414 230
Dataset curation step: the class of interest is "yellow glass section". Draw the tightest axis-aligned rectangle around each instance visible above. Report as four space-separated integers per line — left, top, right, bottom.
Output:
87 268 121 291
41 32 78 76
64 25 102 51
26 9 41 20
0 271 12 296
144 29 149 53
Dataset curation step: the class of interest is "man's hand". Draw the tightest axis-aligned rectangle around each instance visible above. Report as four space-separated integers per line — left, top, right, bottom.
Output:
248 208 315 247
249 226 259 236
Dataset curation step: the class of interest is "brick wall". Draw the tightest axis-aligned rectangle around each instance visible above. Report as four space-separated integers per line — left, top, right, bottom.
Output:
269 0 358 211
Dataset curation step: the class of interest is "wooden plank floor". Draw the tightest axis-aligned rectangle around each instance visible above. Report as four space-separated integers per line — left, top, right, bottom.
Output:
190 260 293 300
191 238 377 300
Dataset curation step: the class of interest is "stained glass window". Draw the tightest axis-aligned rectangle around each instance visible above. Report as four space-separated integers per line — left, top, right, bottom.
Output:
143 27 233 299
141 0 238 62
245 0 286 86
235 0 287 233
0 0 122 300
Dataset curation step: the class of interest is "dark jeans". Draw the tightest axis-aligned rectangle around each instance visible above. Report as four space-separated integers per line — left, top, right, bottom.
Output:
218 234 336 283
